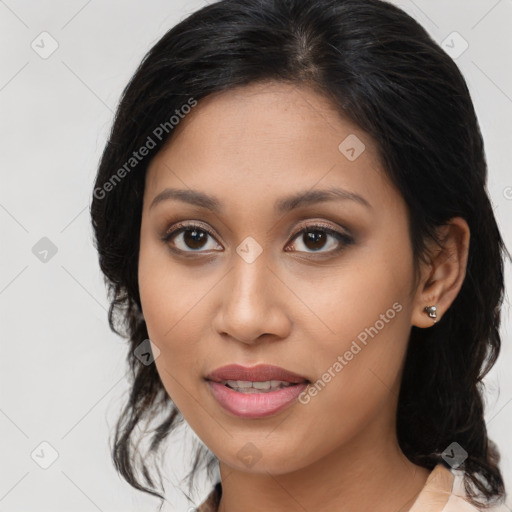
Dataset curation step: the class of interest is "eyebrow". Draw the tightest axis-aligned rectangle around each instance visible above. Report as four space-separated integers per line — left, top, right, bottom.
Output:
149 186 372 213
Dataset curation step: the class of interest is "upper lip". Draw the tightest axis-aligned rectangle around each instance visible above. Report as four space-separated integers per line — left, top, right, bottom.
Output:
206 364 309 384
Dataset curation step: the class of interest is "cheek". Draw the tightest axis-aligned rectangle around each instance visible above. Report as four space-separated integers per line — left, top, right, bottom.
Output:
138 244 205 403
294 246 413 418
139 272 203 365
138 233 198 342
294 309 410 460
290 252 410 357
140 270 207 417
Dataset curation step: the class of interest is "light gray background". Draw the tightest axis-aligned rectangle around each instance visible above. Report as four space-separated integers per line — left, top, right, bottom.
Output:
1 1 511 511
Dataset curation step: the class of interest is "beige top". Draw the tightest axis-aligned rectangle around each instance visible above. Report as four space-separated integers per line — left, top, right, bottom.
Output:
196 463 509 512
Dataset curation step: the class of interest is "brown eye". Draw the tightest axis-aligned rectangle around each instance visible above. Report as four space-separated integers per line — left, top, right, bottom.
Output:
302 230 328 251
181 228 208 250
162 223 222 252
286 224 354 254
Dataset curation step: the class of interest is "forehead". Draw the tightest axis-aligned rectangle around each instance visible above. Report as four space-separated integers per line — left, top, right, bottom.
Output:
144 81 394 214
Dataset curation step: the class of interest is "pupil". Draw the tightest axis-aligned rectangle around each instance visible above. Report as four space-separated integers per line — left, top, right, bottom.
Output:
184 229 207 249
304 230 326 251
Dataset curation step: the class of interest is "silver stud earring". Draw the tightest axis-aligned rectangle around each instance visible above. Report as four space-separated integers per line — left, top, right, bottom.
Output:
424 305 437 324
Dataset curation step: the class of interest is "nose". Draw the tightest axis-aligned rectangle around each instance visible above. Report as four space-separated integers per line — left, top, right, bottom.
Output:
212 251 292 345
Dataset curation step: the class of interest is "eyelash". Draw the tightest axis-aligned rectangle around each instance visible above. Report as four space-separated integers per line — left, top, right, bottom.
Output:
161 221 354 257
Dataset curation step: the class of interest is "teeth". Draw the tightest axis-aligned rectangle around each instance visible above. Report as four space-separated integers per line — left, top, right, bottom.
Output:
221 380 294 392
253 381 270 390
234 380 253 389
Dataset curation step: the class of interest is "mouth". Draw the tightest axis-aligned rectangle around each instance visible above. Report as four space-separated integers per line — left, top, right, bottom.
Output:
205 364 310 418
213 379 301 393
205 363 310 387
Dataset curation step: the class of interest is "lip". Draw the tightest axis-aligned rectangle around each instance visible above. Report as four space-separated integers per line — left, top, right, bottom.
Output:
205 364 310 419
205 364 309 384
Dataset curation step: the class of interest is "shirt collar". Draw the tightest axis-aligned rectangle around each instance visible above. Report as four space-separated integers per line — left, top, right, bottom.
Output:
408 463 455 512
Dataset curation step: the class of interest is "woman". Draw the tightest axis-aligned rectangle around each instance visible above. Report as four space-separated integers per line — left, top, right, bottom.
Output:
90 0 510 510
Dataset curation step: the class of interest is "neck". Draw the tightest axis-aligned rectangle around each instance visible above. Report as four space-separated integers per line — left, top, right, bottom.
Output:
216 414 430 512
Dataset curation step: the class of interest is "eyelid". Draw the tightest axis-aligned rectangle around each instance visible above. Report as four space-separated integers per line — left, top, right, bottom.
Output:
287 219 351 241
161 220 223 252
162 220 216 240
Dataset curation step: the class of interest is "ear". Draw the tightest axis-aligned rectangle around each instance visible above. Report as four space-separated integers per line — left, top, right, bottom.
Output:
411 217 470 328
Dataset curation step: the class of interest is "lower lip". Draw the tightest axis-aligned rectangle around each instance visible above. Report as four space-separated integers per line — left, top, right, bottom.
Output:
206 381 308 419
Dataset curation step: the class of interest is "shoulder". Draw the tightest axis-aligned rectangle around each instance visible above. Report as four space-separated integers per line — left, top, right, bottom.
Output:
194 466 509 512
442 469 509 512
408 463 508 512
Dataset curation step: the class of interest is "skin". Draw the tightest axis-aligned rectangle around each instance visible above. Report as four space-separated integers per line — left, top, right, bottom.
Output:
138 81 470 512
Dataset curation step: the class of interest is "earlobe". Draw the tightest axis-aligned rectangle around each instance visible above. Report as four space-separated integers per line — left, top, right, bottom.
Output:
411 217 470 329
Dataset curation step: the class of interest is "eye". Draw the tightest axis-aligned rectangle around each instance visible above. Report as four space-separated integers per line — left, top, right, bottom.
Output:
162 222 222 253
161 220 354 256
285 222 354 255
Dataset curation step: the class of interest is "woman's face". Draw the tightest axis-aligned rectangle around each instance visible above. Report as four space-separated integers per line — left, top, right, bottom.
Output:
138 81 423 474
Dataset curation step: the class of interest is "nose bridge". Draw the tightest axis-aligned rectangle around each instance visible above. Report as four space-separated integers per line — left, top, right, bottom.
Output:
228 246 273 319
213 242 290 343
230 232 272 299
